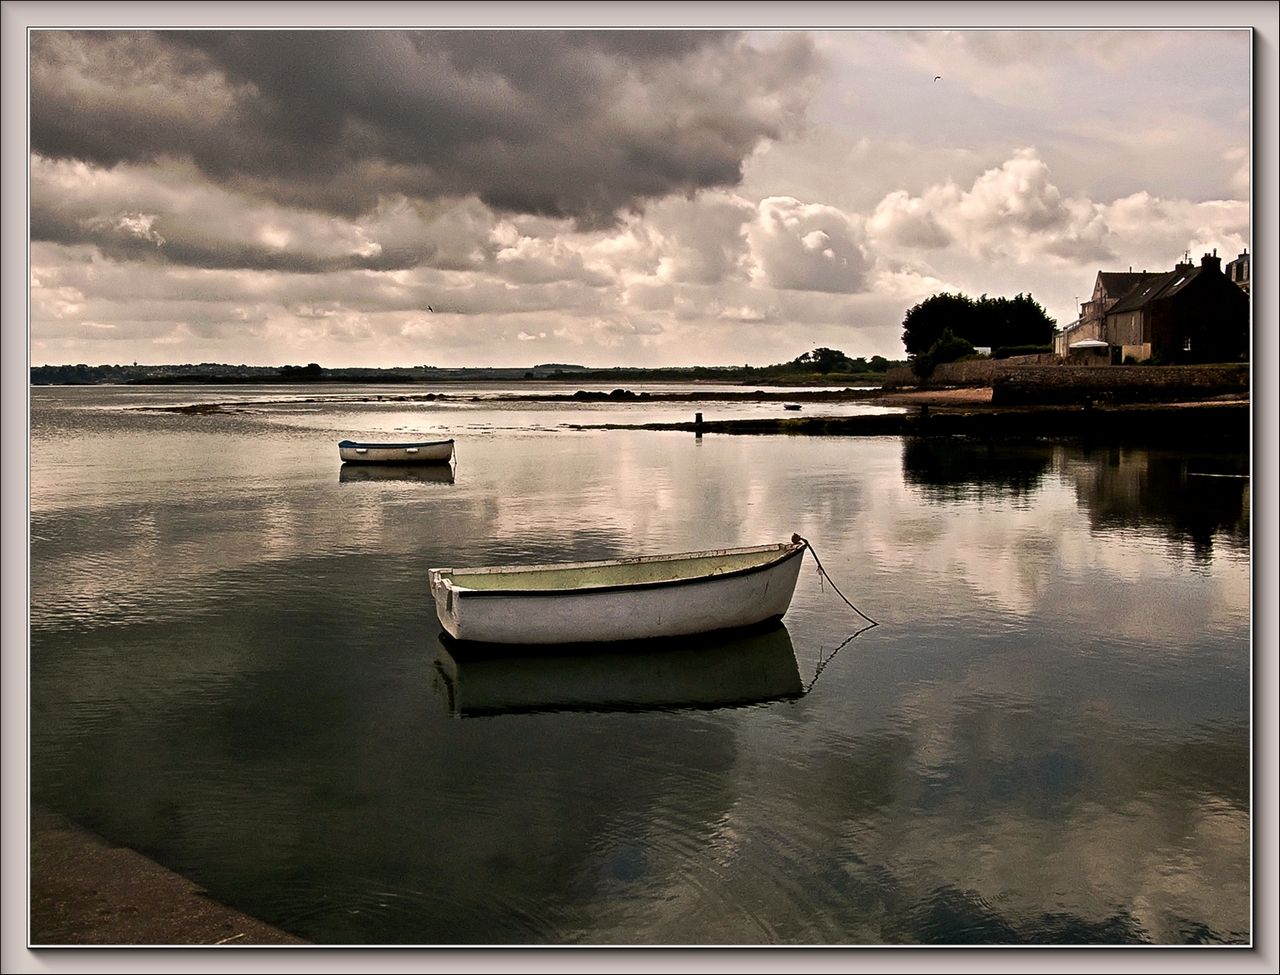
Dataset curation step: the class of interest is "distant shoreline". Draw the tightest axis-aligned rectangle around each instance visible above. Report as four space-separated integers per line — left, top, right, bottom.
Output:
34 374 893 388
569 400 1250 447
114 383 1249 447
29 365 901 387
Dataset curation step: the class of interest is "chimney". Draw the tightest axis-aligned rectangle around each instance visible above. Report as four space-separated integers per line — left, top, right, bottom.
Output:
1200 252 1221 273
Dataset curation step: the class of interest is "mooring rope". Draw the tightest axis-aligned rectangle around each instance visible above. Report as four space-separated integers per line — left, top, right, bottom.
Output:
805 622 877 693
791 534 879 627
790 533 879 693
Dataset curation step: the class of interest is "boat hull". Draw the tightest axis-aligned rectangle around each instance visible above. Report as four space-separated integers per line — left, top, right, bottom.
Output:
429 541 806 644
338 439 454 464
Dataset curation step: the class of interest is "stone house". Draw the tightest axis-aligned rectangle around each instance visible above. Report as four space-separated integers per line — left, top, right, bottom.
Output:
1057 252 1248 363
1102 252 1248 363
1055 270 1159 357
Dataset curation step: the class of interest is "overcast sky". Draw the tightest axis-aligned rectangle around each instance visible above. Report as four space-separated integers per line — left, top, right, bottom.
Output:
25 22 1257 368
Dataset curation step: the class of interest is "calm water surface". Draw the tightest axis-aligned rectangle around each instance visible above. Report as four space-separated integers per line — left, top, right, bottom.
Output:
29 385 1251 944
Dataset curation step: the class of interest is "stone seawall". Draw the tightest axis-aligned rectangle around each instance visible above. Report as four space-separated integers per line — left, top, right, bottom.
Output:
992 364 1249 405
884 362 1249 405
883 355 1065 389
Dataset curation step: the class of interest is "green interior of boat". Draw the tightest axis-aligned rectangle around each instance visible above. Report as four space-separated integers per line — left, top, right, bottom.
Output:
441 546 791 592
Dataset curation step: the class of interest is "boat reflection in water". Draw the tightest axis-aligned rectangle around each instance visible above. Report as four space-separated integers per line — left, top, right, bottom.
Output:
431 621 803 718
339 463 455 484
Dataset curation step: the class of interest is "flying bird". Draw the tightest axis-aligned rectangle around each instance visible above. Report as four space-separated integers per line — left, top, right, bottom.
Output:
427 305 434 313
934 75 942 82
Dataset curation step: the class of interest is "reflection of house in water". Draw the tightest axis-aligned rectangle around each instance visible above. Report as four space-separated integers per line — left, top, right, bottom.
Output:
902 439 1052 502
1060 446 1249 562
1056 252 1249 364
901 441 1248 562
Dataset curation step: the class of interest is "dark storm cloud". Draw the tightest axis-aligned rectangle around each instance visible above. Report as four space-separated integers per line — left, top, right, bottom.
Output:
31 30 821 229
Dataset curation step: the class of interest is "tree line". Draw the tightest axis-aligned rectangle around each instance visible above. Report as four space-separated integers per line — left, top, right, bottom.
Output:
902 292 1056 375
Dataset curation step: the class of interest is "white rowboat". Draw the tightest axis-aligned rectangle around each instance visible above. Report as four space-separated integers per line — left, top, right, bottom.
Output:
429 540 806 645
338 438 454 464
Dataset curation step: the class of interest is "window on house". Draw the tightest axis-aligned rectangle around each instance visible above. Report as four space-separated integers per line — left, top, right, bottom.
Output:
1184 337 1192 352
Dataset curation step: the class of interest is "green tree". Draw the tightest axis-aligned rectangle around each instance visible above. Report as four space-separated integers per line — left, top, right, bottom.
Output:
902 291 1054 355
978 293 1056 350
279 362 323 378
911 327 976 377
901 293 979 355
795 347 855 374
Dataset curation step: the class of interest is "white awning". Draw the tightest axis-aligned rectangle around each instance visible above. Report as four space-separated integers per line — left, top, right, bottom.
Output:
1069 339 1109 349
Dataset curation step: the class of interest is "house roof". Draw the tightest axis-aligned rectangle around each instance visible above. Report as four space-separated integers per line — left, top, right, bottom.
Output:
1096 271 1158 300
1107 265 1202 315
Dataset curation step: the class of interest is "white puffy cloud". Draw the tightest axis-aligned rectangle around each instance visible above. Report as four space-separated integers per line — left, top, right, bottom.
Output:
747 196 871 293
490 219 615 287
867 190 954 249
865 148 1248 269
956 148 1072 234
642 191 756 286
877 149 1110 262
1094 192 1249 269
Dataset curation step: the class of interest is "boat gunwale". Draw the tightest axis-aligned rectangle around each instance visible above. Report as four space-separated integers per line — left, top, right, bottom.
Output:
338 438 455 450
430 541 805 600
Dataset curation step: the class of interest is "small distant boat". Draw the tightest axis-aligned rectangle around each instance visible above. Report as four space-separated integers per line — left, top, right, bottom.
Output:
429 539 806 645
784 403 802 411
338 438 454 464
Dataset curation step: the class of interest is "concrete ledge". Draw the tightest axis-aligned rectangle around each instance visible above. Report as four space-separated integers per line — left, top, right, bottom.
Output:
28 807 306 946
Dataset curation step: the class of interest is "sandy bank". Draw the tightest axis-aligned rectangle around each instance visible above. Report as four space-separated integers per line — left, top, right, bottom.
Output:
876 387 994 406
